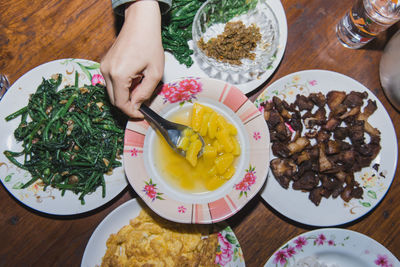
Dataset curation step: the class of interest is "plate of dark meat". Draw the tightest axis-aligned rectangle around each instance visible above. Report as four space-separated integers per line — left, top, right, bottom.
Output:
254 70 397 226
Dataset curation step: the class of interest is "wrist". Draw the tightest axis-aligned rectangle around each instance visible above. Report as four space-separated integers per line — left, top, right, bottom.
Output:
121 0 162 43
124 0 160 18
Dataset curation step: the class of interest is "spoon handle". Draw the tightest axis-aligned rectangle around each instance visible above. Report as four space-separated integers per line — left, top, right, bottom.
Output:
139 104 185 155
139 104 171 130
139 104 204 158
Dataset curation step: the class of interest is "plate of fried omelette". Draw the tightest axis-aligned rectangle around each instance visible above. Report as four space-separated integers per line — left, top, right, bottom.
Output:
81 198 245 267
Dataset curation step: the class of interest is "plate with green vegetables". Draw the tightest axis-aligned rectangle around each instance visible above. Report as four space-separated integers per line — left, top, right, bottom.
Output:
0 59 128 215
161 0 288 94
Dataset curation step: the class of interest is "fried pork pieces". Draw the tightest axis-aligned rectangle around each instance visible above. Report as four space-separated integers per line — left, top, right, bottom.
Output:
263 91 381 206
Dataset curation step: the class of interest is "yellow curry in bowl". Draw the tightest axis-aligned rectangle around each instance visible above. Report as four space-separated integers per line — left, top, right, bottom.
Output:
154 103 241 194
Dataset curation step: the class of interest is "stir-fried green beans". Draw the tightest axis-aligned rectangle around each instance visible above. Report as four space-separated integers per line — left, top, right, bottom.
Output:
161 0 258 67
4 74 126 204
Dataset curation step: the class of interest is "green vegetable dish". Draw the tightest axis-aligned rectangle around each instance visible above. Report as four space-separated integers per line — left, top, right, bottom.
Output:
162 0 258 67
3 73 126 204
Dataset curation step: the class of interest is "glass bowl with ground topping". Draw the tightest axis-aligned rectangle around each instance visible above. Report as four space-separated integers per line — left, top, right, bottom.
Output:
192 0 279 85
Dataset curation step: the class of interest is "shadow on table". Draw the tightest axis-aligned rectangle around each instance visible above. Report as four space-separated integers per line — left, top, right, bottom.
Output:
1 180 138 220
226 191 261 229
359 24 400 51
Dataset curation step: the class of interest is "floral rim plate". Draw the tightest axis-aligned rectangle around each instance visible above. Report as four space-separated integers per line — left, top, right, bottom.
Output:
255 70 398 226
124 77 270 223
81 198 245 267
0 59 127 215
264 228 399 267
163 0 287 94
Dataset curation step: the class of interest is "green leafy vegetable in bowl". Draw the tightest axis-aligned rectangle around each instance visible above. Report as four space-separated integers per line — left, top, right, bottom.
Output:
3 73 126 204
161 0 258 67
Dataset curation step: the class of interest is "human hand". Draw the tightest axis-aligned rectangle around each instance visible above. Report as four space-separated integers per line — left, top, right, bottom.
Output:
101 1 164 118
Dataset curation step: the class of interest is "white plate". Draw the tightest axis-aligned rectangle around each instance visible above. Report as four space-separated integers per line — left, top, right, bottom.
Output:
255 70 398 226
0 59 127 215
163 0 288 94
124 77 270 223
264 228 400 267
81 198 245 267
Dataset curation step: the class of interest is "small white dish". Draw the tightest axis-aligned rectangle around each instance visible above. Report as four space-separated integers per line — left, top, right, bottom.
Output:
163 0 288 94
192 0 279 85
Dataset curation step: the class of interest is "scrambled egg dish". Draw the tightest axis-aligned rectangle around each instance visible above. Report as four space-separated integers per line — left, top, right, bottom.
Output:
101 209 218 267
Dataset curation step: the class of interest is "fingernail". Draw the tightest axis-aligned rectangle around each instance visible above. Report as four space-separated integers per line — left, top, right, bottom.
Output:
133 103 141 111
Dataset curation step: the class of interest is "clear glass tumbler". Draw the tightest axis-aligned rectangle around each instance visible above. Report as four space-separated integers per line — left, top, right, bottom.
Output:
336 0 400 49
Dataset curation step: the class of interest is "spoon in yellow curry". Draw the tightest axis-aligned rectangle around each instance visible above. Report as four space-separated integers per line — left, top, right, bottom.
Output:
139 104 205 158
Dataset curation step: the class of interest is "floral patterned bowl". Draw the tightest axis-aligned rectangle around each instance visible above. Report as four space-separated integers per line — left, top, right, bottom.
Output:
123 77 270 223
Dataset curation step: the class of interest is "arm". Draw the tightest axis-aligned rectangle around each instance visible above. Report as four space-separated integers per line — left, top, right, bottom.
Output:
111 0 172 15
101 0 170 118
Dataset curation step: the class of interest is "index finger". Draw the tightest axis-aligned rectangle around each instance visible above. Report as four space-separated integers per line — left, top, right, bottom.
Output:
130 73 160 111
112 75 137 118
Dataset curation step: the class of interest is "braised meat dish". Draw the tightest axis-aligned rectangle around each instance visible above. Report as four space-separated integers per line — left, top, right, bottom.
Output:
262 91 381 206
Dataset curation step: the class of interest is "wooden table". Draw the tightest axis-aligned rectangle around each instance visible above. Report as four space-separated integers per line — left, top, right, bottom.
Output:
1 0 399 266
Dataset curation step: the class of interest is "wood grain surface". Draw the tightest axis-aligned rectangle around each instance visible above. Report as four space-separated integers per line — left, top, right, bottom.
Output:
0 0 399 266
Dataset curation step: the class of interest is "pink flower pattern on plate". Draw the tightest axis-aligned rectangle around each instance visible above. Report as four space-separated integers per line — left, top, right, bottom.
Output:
285 246 296 257
143 179 164 201
308 79 317 86
91 74 105 86
215 233 233 266
130 148 138 157
273 249 288 265
272 234 333 266
375 254 393 267
253 132 261 140
271 231 397 267
328 239 335 246
235 165 256 198
294 236 308 249
177 205 186 213
160 78 202 104
315 234 326 245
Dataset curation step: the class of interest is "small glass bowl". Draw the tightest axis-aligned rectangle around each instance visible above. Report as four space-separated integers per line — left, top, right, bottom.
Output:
192 0 280 85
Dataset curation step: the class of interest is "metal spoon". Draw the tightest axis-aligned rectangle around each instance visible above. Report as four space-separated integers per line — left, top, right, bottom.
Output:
139 104 204 158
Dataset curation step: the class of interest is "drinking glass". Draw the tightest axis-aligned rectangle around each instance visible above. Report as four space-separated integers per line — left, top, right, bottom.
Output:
336 0 400 49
